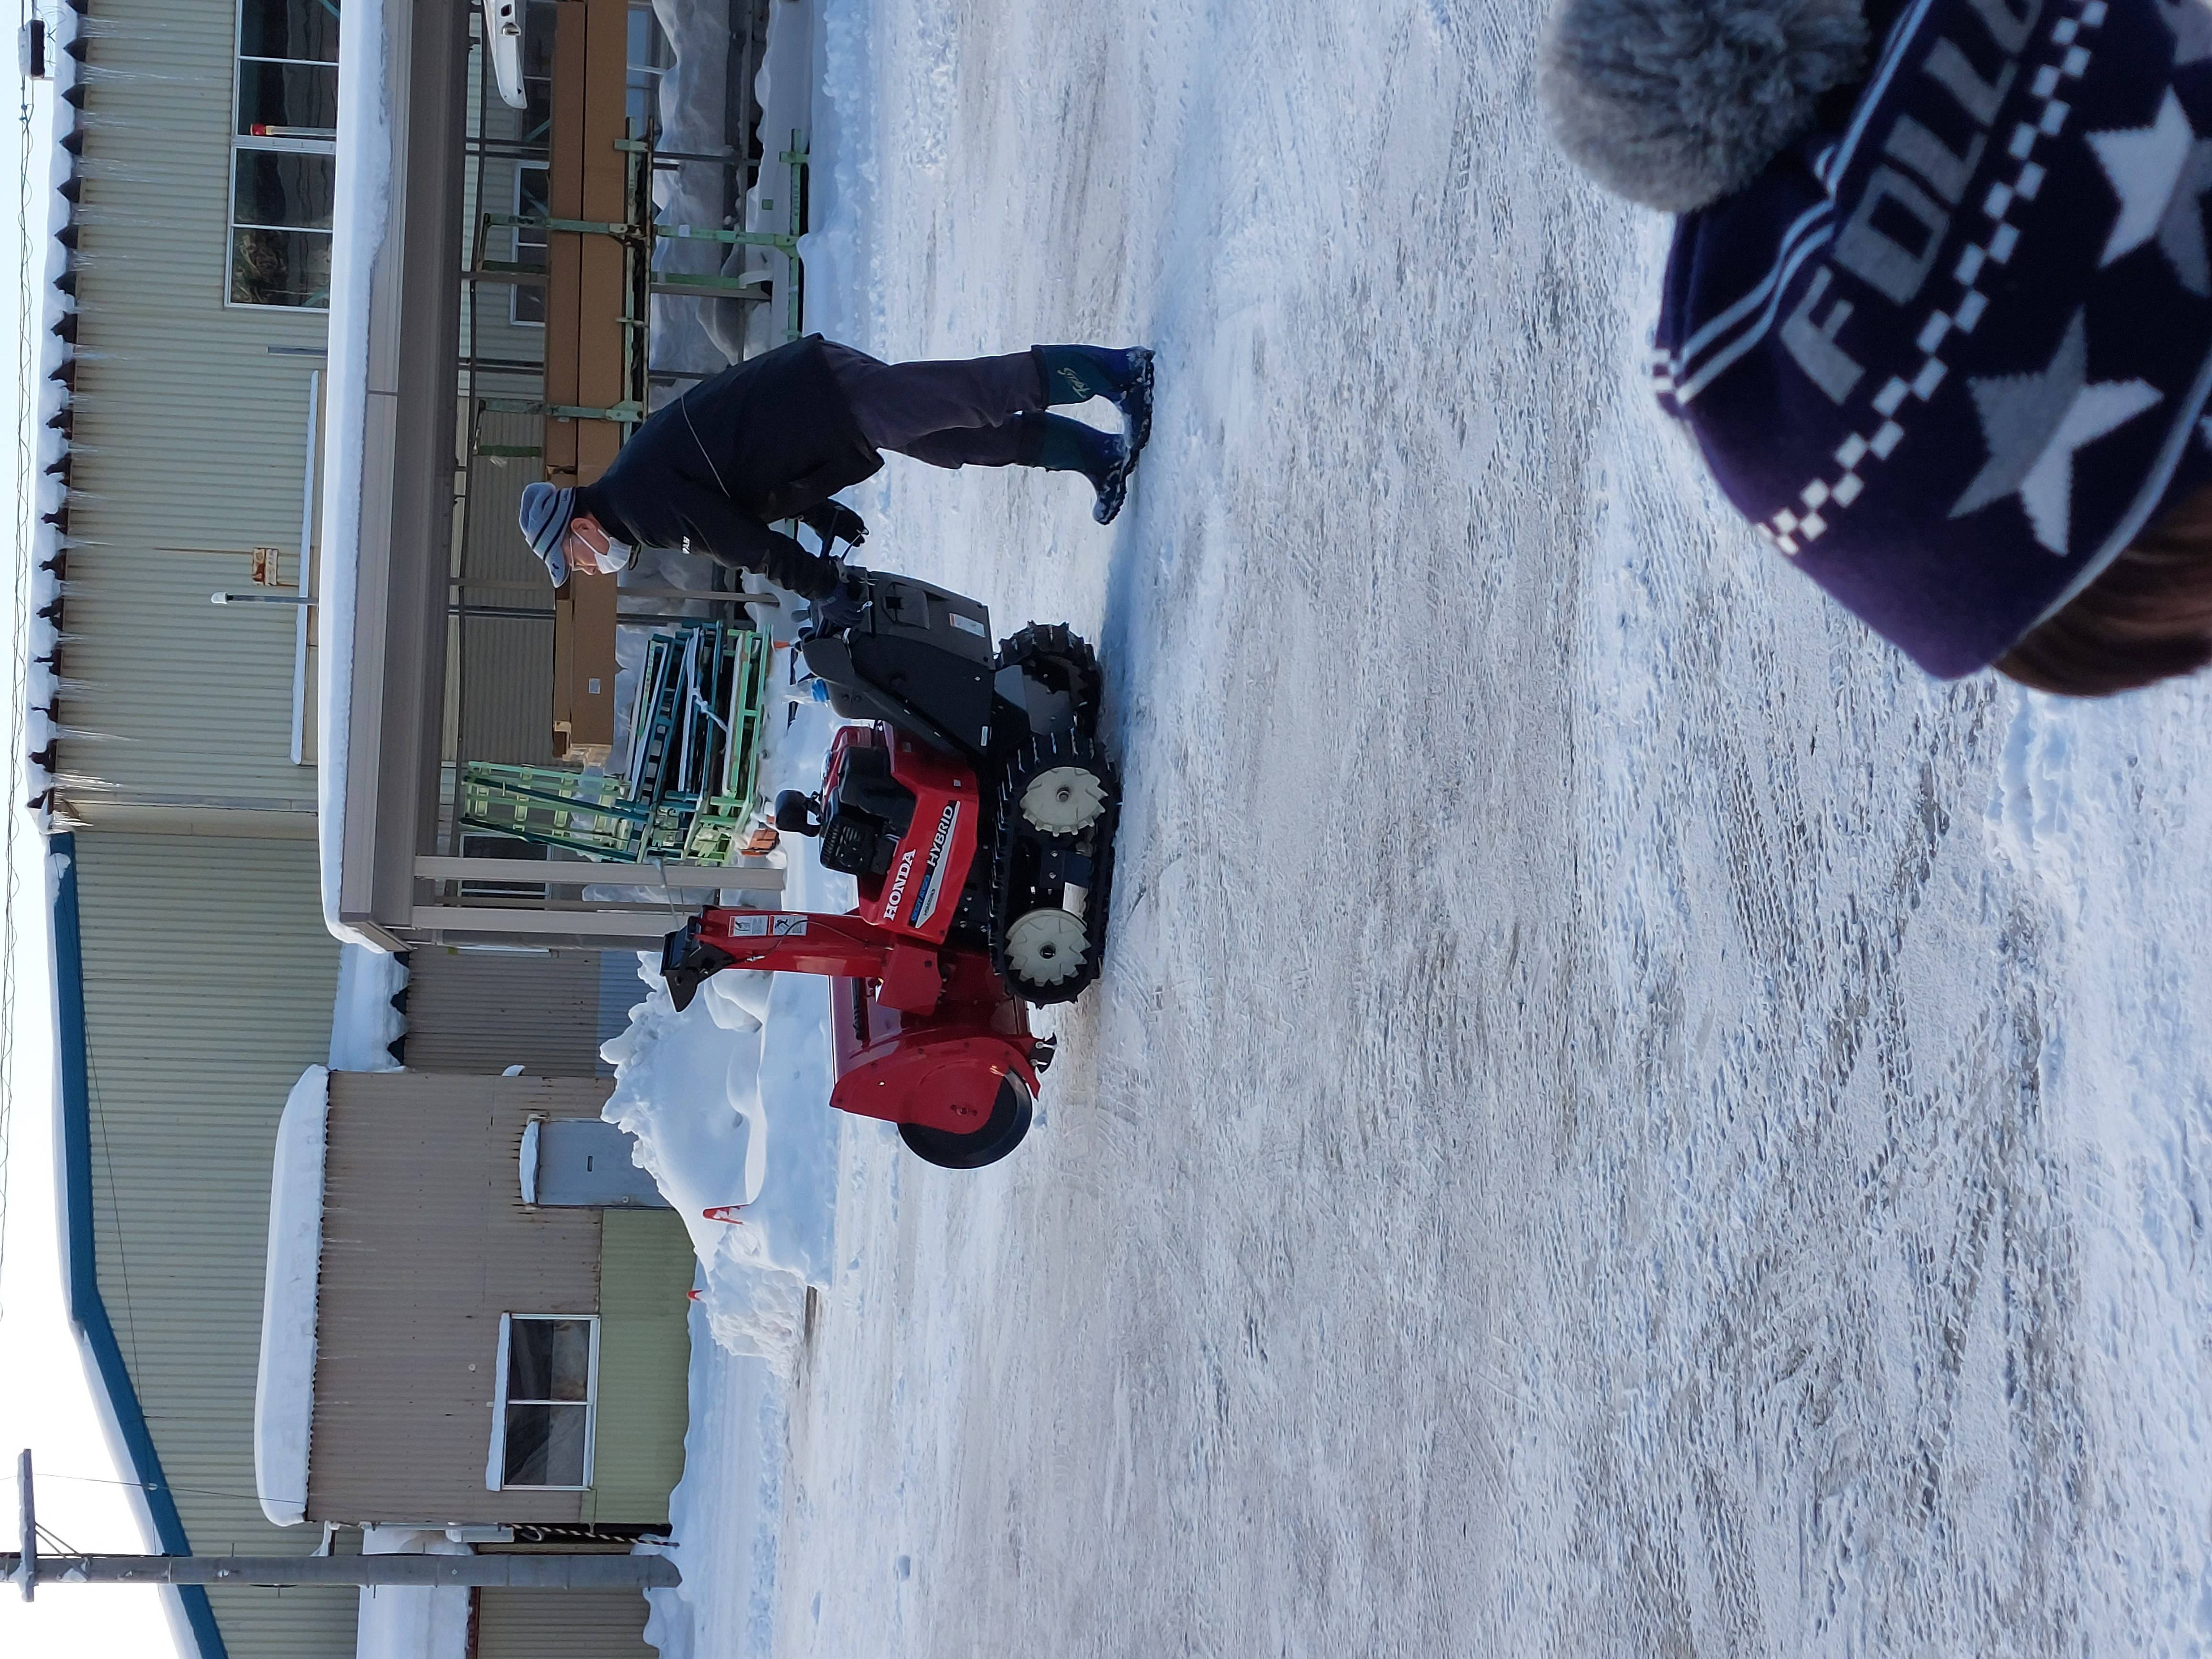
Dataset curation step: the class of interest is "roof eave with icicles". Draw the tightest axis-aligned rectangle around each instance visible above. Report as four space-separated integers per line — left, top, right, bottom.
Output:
25 2 88 829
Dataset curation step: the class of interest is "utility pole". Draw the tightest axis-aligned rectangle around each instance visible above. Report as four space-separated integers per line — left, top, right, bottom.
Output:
0 1553 678 1589
7 1453 676 1596
15 1449 33 1602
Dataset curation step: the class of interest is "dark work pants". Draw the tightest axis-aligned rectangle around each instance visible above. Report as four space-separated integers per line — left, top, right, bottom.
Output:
821 341 1047 469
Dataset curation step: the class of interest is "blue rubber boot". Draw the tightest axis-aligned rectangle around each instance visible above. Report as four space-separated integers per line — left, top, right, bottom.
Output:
1036 345 1155 454
1020 412 1132 525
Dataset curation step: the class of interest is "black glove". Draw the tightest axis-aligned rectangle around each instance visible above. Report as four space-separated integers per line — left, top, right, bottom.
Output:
805 502 869 550
806 561 872 634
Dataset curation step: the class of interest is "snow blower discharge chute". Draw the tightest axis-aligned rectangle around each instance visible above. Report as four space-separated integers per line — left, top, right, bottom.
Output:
661 566 1118 1170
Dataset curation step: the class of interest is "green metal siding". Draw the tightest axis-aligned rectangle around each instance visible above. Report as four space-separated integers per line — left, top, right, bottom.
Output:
73 831 353 1659
56 549 322 807
585 1209 692 1526
59 0 329 806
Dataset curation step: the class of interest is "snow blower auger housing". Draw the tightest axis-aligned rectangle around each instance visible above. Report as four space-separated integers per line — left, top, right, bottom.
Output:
660 566 1119 1169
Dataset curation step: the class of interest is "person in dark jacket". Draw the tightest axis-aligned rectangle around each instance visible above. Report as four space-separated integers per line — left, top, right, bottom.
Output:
516 334 1154 599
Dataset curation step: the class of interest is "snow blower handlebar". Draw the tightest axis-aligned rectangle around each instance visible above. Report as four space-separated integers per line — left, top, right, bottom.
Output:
661 909 949 1015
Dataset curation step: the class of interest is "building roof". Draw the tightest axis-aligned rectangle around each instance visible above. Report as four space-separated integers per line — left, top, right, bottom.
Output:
25 8 75 817
317 0 467 952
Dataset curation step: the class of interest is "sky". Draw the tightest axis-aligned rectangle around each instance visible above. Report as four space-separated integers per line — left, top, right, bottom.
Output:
0 7 190 1652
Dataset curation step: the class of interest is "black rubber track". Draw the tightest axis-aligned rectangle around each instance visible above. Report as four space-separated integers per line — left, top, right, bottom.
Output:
989 730 1119 1006
994 623 1103 737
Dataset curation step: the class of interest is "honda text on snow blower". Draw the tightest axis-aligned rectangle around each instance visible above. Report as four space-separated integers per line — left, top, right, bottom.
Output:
660 564 1118 1170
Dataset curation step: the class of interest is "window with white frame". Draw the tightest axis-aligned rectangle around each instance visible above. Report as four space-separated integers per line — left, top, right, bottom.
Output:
486 1313 598 1490
229 0 340 309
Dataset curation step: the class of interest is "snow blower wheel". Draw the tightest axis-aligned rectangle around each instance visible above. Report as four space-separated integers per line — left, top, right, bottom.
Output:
1019 763 1110 836
1004 906 1089 986
898 1073 1035 1170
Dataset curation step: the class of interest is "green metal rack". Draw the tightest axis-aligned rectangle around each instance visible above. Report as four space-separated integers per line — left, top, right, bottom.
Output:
460 623 773 864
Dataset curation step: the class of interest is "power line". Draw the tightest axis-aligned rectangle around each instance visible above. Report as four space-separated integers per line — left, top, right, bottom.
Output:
1 1468 303 1509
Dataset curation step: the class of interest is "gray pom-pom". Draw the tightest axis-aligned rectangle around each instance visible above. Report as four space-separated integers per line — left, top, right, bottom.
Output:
1539 0 1869 212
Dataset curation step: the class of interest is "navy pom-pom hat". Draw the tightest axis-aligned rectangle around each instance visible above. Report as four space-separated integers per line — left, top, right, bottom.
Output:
1543 0 2212 677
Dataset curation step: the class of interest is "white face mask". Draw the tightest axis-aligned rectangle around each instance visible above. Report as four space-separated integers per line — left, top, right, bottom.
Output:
565 518 634 576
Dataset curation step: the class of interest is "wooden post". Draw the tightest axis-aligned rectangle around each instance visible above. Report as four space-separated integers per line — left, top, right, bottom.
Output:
544 0 634 764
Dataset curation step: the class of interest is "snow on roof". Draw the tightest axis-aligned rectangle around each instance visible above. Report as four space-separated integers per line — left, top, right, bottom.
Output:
316 0 395 948
329 943 409 1072
254 1065 332 1527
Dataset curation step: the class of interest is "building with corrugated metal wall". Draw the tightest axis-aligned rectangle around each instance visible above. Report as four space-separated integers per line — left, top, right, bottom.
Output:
403 945 626 1075
310 1073 689 1527
67 834 352 1657
49 2 357 1655
45 4 701 1654
56 0 331 822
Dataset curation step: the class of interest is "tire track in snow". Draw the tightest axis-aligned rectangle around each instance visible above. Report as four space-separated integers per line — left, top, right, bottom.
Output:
730 1 2212 1655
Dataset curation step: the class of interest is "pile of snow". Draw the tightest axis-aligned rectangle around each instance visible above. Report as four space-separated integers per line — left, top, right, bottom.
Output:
599 954 841 1359
646 0 744 371
252 1068 331 1527
636 1538 693 1659
328 944 407 1071
641 1317 787 1659
353 1527 469 1659
734 0 820 360
602 961 795 1359
600 697 857 1361
642 0 818 371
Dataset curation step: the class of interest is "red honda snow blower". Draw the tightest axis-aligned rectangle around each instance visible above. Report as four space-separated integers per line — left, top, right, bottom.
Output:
660 565 1117 1169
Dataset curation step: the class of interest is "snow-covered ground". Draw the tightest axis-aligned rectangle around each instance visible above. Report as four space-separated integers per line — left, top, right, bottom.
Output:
611 0 2212 1654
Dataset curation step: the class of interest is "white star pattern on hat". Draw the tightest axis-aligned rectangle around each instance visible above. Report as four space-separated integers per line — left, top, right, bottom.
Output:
2087 88 2212 294
1951 311 2161 553
1739 5 2111 556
